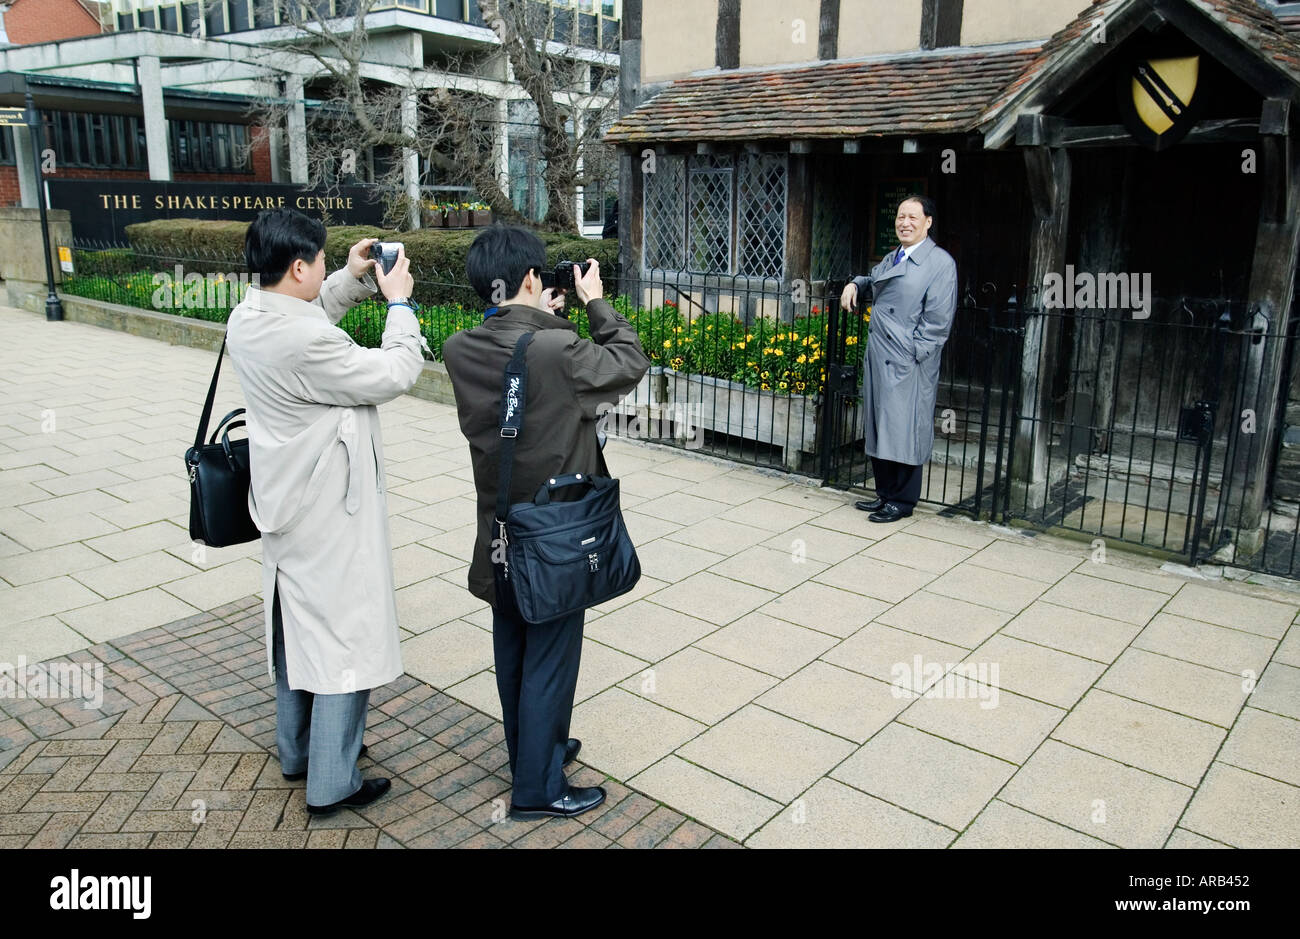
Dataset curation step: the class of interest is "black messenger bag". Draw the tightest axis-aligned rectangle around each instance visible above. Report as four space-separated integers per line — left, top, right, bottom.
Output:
184 334 261 548
493 332 640 623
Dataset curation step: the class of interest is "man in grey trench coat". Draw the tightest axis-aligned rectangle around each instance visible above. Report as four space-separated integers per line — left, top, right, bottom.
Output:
226 209 429 814
840 195 957 523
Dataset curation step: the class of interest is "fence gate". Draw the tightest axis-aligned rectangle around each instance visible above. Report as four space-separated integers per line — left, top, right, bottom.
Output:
818 279 1300 580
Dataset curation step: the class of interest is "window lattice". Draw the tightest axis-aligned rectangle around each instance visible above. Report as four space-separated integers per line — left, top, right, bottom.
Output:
687 154 733 274
811 165 853 281
642 154 685 271
737 153 787 279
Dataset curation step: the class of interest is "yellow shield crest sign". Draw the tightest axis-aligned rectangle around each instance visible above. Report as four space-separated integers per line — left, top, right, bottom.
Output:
1122 55 1201 150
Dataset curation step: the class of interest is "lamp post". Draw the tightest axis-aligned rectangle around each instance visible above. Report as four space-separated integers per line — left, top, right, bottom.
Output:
24 92 62 321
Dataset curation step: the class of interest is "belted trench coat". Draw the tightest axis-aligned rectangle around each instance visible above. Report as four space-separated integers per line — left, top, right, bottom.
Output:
225 269 430 694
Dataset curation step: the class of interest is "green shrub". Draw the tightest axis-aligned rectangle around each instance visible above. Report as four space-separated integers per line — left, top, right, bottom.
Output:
123 218 617 288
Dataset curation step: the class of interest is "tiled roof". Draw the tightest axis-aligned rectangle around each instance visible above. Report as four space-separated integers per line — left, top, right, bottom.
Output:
604 46 1042 144
977 0 1300 136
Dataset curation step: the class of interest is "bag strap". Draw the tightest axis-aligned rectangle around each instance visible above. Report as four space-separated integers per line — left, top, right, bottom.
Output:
193 334 228 452
495 331 534 526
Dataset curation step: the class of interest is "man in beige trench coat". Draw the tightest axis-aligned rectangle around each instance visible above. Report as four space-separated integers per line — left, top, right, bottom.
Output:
226 209 429 814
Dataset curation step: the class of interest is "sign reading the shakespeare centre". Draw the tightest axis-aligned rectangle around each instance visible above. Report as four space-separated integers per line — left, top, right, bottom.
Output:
48 180 389 243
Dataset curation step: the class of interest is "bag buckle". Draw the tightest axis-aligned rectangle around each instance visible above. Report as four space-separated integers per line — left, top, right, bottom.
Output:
588 552 599 573
500 427 518 438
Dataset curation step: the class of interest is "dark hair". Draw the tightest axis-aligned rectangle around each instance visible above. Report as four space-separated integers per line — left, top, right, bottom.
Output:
244 208 327 287
466 224 547 302
898 193 936 224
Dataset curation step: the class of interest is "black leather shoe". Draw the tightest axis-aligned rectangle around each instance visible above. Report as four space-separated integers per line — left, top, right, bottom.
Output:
306 777 391 815
868 502 912 523
282 744 369 782
510 785 606 821
855 497 885 512
563 738 581 766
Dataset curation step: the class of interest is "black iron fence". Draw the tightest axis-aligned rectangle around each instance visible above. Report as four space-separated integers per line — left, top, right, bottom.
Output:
59 241 1300 579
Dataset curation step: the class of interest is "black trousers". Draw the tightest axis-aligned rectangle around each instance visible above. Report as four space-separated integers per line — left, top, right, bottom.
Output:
490 580 585 807
870 457 923 512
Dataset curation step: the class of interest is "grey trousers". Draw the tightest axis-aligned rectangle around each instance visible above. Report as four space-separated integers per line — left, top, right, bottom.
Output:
272 584 369 807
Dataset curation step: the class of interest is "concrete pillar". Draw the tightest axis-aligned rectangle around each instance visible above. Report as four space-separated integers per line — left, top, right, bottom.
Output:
12 125 37 209
138 55 171 181
495 96 509 194
285 73 308 185
402 90 420 230
268 126 285 183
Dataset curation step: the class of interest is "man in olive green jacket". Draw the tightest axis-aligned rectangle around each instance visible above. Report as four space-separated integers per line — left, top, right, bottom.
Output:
442 225 649 821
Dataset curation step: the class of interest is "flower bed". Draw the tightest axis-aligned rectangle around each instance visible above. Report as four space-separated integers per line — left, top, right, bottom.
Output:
62 259 867 401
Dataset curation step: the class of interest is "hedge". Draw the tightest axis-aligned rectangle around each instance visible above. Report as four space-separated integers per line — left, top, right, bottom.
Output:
122 219 618 285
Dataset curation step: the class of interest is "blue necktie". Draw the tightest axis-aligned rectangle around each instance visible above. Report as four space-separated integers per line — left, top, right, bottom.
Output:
893 246 906 267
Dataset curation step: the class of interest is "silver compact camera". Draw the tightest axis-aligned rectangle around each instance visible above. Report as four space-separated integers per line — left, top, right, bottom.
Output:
369 241 404 274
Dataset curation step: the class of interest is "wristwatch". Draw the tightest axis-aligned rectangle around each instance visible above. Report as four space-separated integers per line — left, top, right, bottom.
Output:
387 297 420 312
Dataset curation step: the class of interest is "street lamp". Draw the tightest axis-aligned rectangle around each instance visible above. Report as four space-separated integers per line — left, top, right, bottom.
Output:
24 92 63 321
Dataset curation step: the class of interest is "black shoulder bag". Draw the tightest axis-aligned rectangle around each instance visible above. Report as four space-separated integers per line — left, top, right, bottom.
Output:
184 334 261 547
494 331 640 623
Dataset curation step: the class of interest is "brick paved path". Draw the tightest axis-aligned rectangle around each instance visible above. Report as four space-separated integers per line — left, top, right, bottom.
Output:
0 598 736 849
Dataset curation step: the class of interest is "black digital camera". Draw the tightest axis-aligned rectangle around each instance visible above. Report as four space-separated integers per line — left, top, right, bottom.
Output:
540 260 591 291
369 241 403 274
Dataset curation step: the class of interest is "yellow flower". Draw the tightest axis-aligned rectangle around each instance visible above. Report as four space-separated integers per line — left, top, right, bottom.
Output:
773 349 784 356
796 354 807 364
673 326 683 334
705 324 713 330
778 381 788 390
845 336 858 345
734 341 746 350
684 337 693 343
760 382 771 390
747 361 757 367
745 333 754 341
663 339 673 348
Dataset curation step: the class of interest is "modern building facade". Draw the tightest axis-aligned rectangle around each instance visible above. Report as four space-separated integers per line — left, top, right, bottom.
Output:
0 0 620 234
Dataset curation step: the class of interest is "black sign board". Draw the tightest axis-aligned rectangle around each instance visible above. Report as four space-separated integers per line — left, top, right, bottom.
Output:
47 179 391 243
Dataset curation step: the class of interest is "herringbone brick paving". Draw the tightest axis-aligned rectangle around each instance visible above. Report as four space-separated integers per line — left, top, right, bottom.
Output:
0 596 739 849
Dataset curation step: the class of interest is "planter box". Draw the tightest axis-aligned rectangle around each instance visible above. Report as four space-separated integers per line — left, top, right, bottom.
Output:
446 210 469 228
469 209 493 227
658 369 865 470
663 369 821 471
421 209 447 228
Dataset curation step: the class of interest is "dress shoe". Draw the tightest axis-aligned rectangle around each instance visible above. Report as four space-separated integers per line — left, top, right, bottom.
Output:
563 738 581 766
282 743 369 782
510 785 606 821
854 497 885 512
306 777 391 815
868 502 912 523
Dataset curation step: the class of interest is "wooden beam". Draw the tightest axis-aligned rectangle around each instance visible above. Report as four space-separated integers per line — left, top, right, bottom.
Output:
1152 0 1295 99
818 0 840 61
1262 99 1291 137
1228 113 1300 548
1012 145 1072 506
786 152 812 307
716 0 740 71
